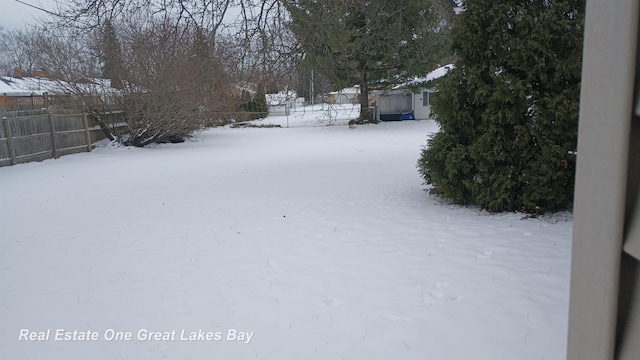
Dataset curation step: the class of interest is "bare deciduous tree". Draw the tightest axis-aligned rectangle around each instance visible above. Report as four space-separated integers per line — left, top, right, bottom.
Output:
0 27 50 77
117 19 240 146
27 0 298 145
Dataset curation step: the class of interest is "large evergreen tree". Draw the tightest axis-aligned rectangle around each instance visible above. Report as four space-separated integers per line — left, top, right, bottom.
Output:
417 0 584 213
100 20 124 88
285 0 449 123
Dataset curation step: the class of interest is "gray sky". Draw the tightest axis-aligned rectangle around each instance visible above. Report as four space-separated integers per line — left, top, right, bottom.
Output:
0 0 56 30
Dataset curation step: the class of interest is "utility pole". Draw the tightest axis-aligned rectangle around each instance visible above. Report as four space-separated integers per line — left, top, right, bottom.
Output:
310 70 315 107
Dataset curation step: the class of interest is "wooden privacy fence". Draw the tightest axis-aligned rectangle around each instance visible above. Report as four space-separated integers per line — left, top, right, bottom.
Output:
0 111 92 167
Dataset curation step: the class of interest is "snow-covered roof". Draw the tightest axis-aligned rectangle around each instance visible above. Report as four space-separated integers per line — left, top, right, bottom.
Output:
70 78 121 95
266 90 297 106
1 76 73 95
394 64 455 90
0 78 18 94
425 64 455 82
0 76 119 96
329 86 360 95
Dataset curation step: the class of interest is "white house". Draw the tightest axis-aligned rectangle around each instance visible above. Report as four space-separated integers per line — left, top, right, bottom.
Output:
266 90 303 116
373 64 454 121
327 86 360 104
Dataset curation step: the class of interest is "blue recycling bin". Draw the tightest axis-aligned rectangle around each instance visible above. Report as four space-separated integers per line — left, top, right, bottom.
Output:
400 111 415 120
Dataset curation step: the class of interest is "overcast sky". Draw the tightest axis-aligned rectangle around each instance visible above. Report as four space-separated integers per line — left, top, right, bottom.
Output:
0 0 56 30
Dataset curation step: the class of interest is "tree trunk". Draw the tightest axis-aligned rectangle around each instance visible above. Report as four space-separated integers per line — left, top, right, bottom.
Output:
358 80 376 124
89 113 115 141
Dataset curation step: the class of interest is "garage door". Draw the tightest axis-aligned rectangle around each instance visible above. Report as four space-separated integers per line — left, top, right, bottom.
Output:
378 94 412 114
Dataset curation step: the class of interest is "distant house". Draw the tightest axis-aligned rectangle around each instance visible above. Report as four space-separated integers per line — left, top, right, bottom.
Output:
266 90 296 116
266 90 306 116
0 73 120 112
327 86 360 105
372 64 454 121
0 76 53 112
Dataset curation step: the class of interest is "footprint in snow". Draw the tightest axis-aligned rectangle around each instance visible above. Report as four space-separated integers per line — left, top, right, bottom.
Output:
322 296 342 307
421 282 462 305
384 315 414 322
476 247 493 259
265 260 282 280
430 282 449 299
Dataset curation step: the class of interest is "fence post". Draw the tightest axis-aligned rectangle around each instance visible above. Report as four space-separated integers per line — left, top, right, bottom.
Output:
48 112 58 159
2 116 16 165
82 113 92 152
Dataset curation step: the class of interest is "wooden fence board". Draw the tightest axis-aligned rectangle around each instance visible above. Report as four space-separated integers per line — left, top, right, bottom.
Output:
12 133 52 157
0 111 93 167
0 138 10 162
15 151 52 165
52 114 85 131
10 115 50 137
56 131 87 149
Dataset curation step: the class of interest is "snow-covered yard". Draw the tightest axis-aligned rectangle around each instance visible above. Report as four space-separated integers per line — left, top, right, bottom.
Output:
0 106 572 360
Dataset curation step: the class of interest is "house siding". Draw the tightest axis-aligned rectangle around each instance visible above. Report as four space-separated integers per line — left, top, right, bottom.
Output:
413 91 435 120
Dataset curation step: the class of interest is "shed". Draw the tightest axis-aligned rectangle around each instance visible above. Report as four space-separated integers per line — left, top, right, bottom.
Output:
373 64 454 121
374 89 439 121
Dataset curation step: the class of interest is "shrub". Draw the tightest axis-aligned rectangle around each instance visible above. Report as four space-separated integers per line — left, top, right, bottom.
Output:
417 0 584 213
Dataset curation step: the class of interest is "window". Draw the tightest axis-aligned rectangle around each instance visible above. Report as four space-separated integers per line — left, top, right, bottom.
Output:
423 91 438 107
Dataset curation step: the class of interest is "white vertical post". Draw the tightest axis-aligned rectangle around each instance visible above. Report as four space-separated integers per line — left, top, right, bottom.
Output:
311 70 315 107
566 1 639 360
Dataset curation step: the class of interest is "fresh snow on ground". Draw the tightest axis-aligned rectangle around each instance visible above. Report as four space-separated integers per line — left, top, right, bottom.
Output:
0 105 572 360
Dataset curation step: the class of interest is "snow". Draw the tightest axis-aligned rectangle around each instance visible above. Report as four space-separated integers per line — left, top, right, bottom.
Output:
0 78 19 94
0 106 572 359
0 76 68 96
0 76 119 96
424 64 455 82
397 64 455 89
266 91 298 106
329 86 360 95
